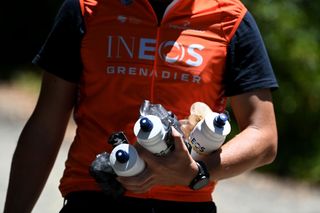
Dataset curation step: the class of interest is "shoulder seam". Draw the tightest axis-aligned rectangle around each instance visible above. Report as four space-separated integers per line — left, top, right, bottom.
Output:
227 8 247 43
216 0 247 43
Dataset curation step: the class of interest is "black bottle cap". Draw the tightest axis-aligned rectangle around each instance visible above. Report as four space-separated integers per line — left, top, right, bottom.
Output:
214 113 228 128
140 117 153 132
115 150 129 163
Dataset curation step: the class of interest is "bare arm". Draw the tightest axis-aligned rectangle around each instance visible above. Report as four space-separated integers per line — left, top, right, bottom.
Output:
4 72 77 213
117 89 278 192
206 88 278 180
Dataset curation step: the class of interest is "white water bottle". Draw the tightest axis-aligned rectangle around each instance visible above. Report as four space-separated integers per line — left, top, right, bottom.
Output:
133 115 173 156
189 111 231 160
109 143 146 177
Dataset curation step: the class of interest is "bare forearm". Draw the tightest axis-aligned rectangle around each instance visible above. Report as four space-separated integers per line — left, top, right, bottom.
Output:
203 89 278 181
4 72 77 213
4 116 69 213
206 126 277 181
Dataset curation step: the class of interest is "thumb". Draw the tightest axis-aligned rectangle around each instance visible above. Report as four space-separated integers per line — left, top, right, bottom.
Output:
171 127 190 153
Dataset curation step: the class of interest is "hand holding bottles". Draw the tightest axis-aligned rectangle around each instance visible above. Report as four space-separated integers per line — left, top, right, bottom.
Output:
183 102 232 160
133 100 182 156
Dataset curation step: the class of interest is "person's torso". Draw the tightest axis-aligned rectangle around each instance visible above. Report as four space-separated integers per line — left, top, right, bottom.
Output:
60 0 247 202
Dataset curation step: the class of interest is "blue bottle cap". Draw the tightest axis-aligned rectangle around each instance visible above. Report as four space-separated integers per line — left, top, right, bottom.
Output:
115 150 129 163
140 117 153 132
214 113 228 128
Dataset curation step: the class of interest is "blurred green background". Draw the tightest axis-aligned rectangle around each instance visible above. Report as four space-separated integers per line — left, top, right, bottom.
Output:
0 0 319 185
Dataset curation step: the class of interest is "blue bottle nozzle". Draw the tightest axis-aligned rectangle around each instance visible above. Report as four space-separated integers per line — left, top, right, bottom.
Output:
115 150 130 163
140 117 153 132
214 113 228 128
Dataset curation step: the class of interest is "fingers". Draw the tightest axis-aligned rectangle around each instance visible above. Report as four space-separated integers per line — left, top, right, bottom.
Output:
134 142 159 165
180 119 194 139
119 126 193 194
117 167 154 193
171 126 190 154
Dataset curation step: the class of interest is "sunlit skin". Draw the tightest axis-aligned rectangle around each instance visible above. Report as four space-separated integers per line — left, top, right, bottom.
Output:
117 88 277 194
4 64 277 213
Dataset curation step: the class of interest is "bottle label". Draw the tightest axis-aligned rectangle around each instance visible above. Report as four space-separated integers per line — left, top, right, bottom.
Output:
154 129 174 156
189 137 206 155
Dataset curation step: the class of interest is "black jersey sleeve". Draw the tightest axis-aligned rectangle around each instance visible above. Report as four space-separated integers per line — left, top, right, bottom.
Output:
224 11 279 97
32 0 84 83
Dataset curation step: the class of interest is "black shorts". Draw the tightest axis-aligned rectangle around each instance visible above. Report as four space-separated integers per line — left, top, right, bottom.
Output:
59 191 217 213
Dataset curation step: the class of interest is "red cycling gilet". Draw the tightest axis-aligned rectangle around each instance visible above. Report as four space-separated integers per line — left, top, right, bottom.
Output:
59 0 247 202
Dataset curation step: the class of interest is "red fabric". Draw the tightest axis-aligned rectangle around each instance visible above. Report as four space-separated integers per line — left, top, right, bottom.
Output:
60 0 247 202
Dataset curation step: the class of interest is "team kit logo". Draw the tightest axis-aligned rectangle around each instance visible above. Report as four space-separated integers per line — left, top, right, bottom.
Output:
105 35 205 83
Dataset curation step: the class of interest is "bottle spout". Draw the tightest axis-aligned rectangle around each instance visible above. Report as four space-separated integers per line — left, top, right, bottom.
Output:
115 150 130 163
214 113 229 128
140 117 154 132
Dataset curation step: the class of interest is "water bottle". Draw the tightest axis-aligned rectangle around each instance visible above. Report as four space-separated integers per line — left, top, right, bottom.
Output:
133 115 174 156
109 143 146 177
189 111 231 160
